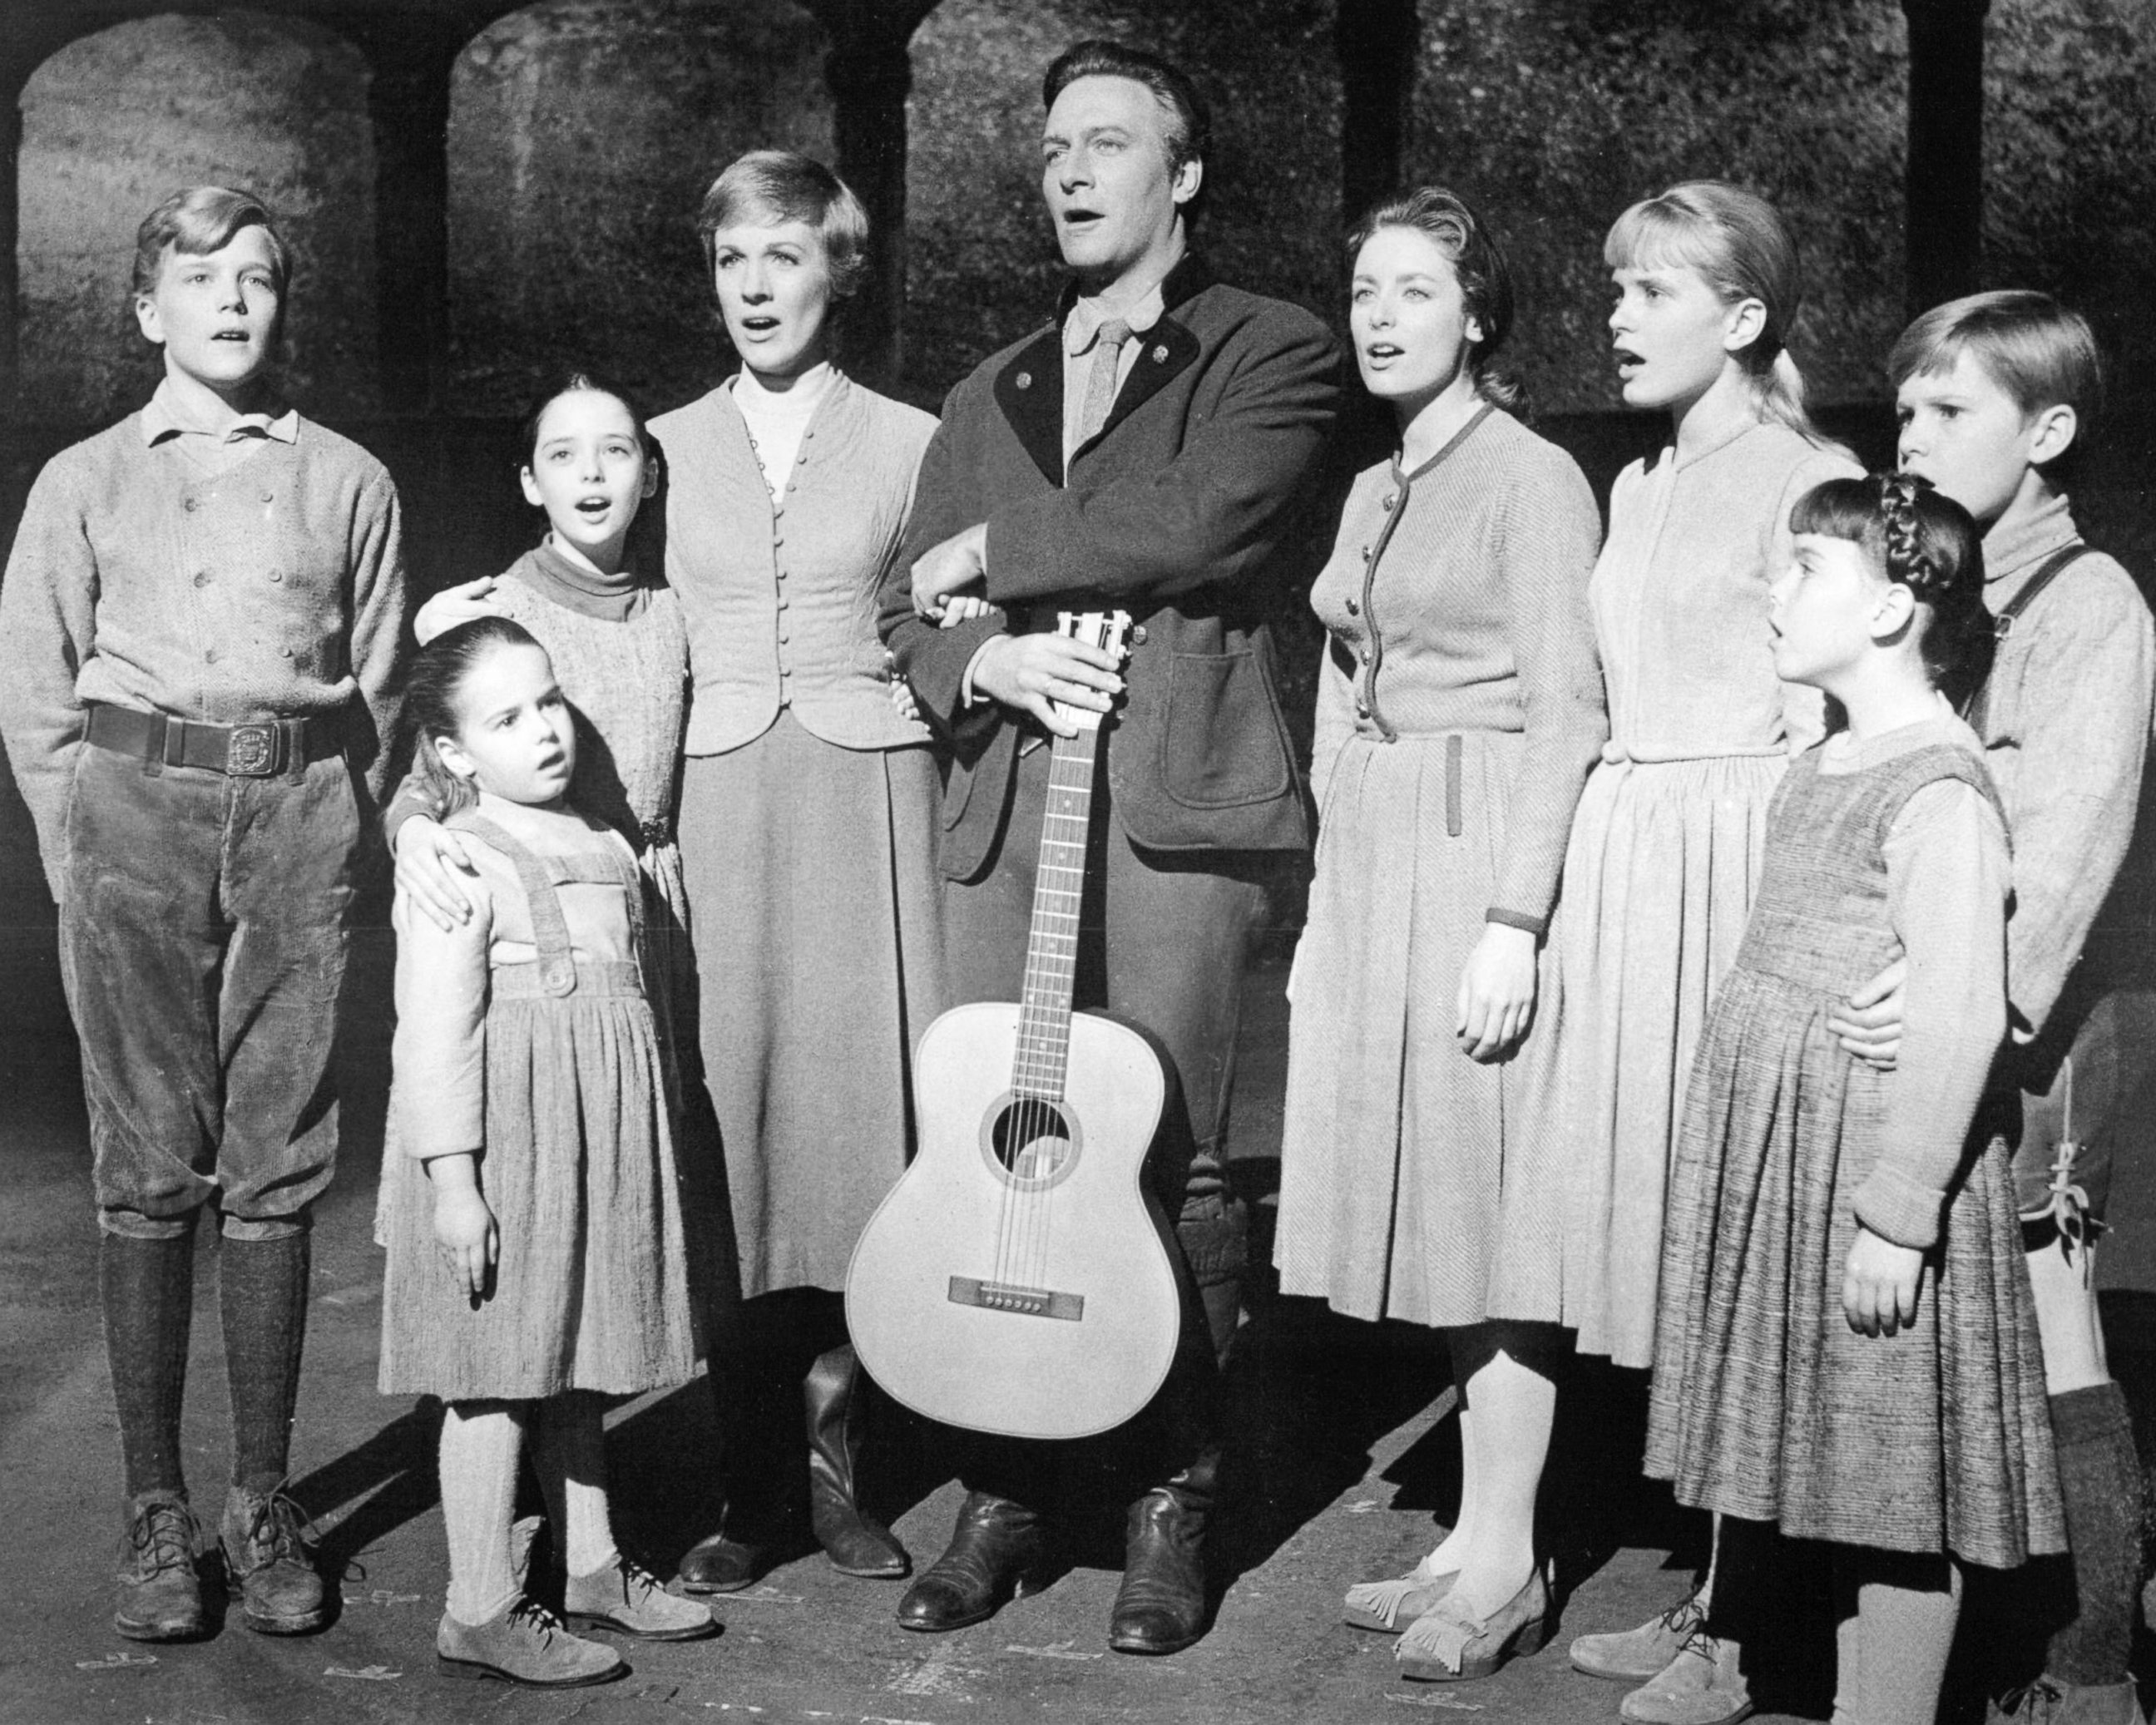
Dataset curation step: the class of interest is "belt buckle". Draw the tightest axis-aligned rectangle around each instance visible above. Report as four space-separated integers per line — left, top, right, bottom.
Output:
225 723 280 777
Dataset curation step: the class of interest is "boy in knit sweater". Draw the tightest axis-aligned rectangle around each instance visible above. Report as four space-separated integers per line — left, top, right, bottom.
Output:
0 187 407 1643
1830 291 2154 1725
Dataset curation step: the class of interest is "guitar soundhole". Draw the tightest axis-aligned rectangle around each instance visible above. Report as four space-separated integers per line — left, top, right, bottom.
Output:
989 1100 1076 1184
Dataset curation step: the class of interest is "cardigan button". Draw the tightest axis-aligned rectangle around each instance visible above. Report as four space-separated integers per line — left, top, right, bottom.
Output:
193 571 210 588
259 490 274 503
1345 596 1359 615
1354 699 1371 719
183 496 201 512
1016 372 1033 390
1382 495 1397 512
1360 646 1373 665
270 570 284 583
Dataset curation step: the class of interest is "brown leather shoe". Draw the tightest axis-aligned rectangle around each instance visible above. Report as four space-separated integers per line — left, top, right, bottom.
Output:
114 1492 206 1642
220 1485 327 1634
896 1491 1042 1633
1107 1481 1210 1656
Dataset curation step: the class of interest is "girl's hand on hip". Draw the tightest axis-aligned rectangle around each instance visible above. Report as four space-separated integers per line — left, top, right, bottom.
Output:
1456 922 1538 1064
1842 1225 1923 1337
1827 955 1906 1070
413 576 505 646
396 815 480 932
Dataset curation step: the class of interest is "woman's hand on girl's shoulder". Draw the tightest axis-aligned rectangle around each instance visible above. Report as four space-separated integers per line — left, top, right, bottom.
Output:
1842 1225 1923 1337
414 576 505 646
1456 922 1539 1064
425 1154 497 1297
396 814 482 932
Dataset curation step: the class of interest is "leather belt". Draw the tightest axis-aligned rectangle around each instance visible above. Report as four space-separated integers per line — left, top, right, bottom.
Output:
83 701 341 778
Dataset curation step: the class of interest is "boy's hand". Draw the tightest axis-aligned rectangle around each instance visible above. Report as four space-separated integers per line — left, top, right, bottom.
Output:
1456 922 1538 1064
396 814 480 930
1827 955 1906 1070
414 576 505 646
1842 1225 1923 1337
425 1155 497 1297
938 594 995 627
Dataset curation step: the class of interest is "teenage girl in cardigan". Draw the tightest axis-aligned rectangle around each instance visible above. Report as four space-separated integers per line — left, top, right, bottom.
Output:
1646 473 2063 1725
380 618 711 1688
1270 187 1606 1683
1545 181 1860 1723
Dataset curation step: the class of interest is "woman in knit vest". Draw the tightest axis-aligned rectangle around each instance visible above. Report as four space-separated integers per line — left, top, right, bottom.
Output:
402 151 941 1595
1272 187 1607 1683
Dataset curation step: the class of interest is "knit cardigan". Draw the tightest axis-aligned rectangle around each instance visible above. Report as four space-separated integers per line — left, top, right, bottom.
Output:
649 371 936 758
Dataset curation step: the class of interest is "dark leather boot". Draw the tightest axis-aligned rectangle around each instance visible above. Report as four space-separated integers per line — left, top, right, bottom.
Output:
678 1367 800 1594
805 1344 909 1579
896 1490 1042 1633
1107 1447 1216 1656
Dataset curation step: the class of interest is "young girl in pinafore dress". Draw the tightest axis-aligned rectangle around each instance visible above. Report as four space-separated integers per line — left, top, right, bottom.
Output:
379 617 710 1688
1646 475 2063 1725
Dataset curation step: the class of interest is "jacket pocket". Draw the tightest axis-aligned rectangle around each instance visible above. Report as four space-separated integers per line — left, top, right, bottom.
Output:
1158 650 1295 810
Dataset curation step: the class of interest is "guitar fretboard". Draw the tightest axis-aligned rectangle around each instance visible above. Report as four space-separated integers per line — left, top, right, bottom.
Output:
1011 726 1101 1103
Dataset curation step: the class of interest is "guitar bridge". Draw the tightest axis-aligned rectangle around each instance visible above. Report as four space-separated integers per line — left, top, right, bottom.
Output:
947 1277 1085 1322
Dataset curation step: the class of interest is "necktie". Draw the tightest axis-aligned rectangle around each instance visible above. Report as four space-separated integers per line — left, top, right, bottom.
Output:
1076 317 1134 447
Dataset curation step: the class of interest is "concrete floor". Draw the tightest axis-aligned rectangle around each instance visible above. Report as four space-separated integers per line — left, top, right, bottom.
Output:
6 862 2156 1724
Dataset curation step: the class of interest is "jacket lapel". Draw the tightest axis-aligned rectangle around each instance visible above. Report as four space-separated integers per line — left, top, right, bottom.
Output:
1071 252 1214 470
993 326 1067 488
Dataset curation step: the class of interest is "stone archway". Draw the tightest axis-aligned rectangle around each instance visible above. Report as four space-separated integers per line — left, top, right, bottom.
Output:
16 11 378 423
445 0 836 418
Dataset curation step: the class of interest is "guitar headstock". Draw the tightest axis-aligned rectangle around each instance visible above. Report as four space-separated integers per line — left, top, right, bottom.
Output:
1053 610 1132 733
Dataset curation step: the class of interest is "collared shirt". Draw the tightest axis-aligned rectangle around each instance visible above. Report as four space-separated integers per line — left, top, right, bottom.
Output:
1060 282 1167 473
140 378 299 478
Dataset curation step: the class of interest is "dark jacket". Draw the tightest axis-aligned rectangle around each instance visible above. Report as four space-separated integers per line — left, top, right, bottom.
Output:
878 255 1343 882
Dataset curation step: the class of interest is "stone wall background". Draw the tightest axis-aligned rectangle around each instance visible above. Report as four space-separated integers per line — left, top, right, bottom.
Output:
448 0 834 417
18 12 381 423
10 0 2156 423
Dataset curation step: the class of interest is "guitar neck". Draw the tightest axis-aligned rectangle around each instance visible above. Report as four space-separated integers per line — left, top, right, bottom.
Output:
1012 724 1103 1103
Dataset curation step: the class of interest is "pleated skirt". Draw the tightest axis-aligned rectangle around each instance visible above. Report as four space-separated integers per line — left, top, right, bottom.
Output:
1519 751 1783 1366
378 985 700 1401
1273 729 1562 1327
678 712 944 1297
1644 966 2065 1568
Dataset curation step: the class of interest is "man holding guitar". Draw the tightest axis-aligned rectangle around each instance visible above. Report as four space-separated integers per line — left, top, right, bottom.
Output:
876 38 1341 1655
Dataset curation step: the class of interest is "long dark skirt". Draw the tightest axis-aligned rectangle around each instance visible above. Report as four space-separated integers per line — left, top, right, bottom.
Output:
678 712 943 1297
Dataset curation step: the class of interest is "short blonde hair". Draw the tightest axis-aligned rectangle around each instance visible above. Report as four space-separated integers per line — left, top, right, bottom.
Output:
131 185 289 301
695 151 869 300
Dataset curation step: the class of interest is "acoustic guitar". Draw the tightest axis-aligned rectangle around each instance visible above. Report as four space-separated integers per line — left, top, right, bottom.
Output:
846 611 1182 1440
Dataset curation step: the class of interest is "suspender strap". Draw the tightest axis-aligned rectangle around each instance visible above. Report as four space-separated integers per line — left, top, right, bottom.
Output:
1994 544 2092 639
1963 544 2094 732
449 812 580 996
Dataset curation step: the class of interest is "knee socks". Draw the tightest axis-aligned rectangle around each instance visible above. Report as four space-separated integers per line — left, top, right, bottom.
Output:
101 1230 197 1499
532 1391 619 1579
440 1401 527 1624
220 1230 310 1495
2045 1381 2145 1685
1831 1550 1961 1725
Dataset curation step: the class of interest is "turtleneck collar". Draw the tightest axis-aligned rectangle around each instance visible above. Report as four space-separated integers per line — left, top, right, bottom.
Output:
512 535 651 623
1981 490 2079 586
733 359 836 421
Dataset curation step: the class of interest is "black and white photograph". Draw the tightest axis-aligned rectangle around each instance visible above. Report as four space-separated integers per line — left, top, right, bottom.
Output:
2 2 2154 1721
